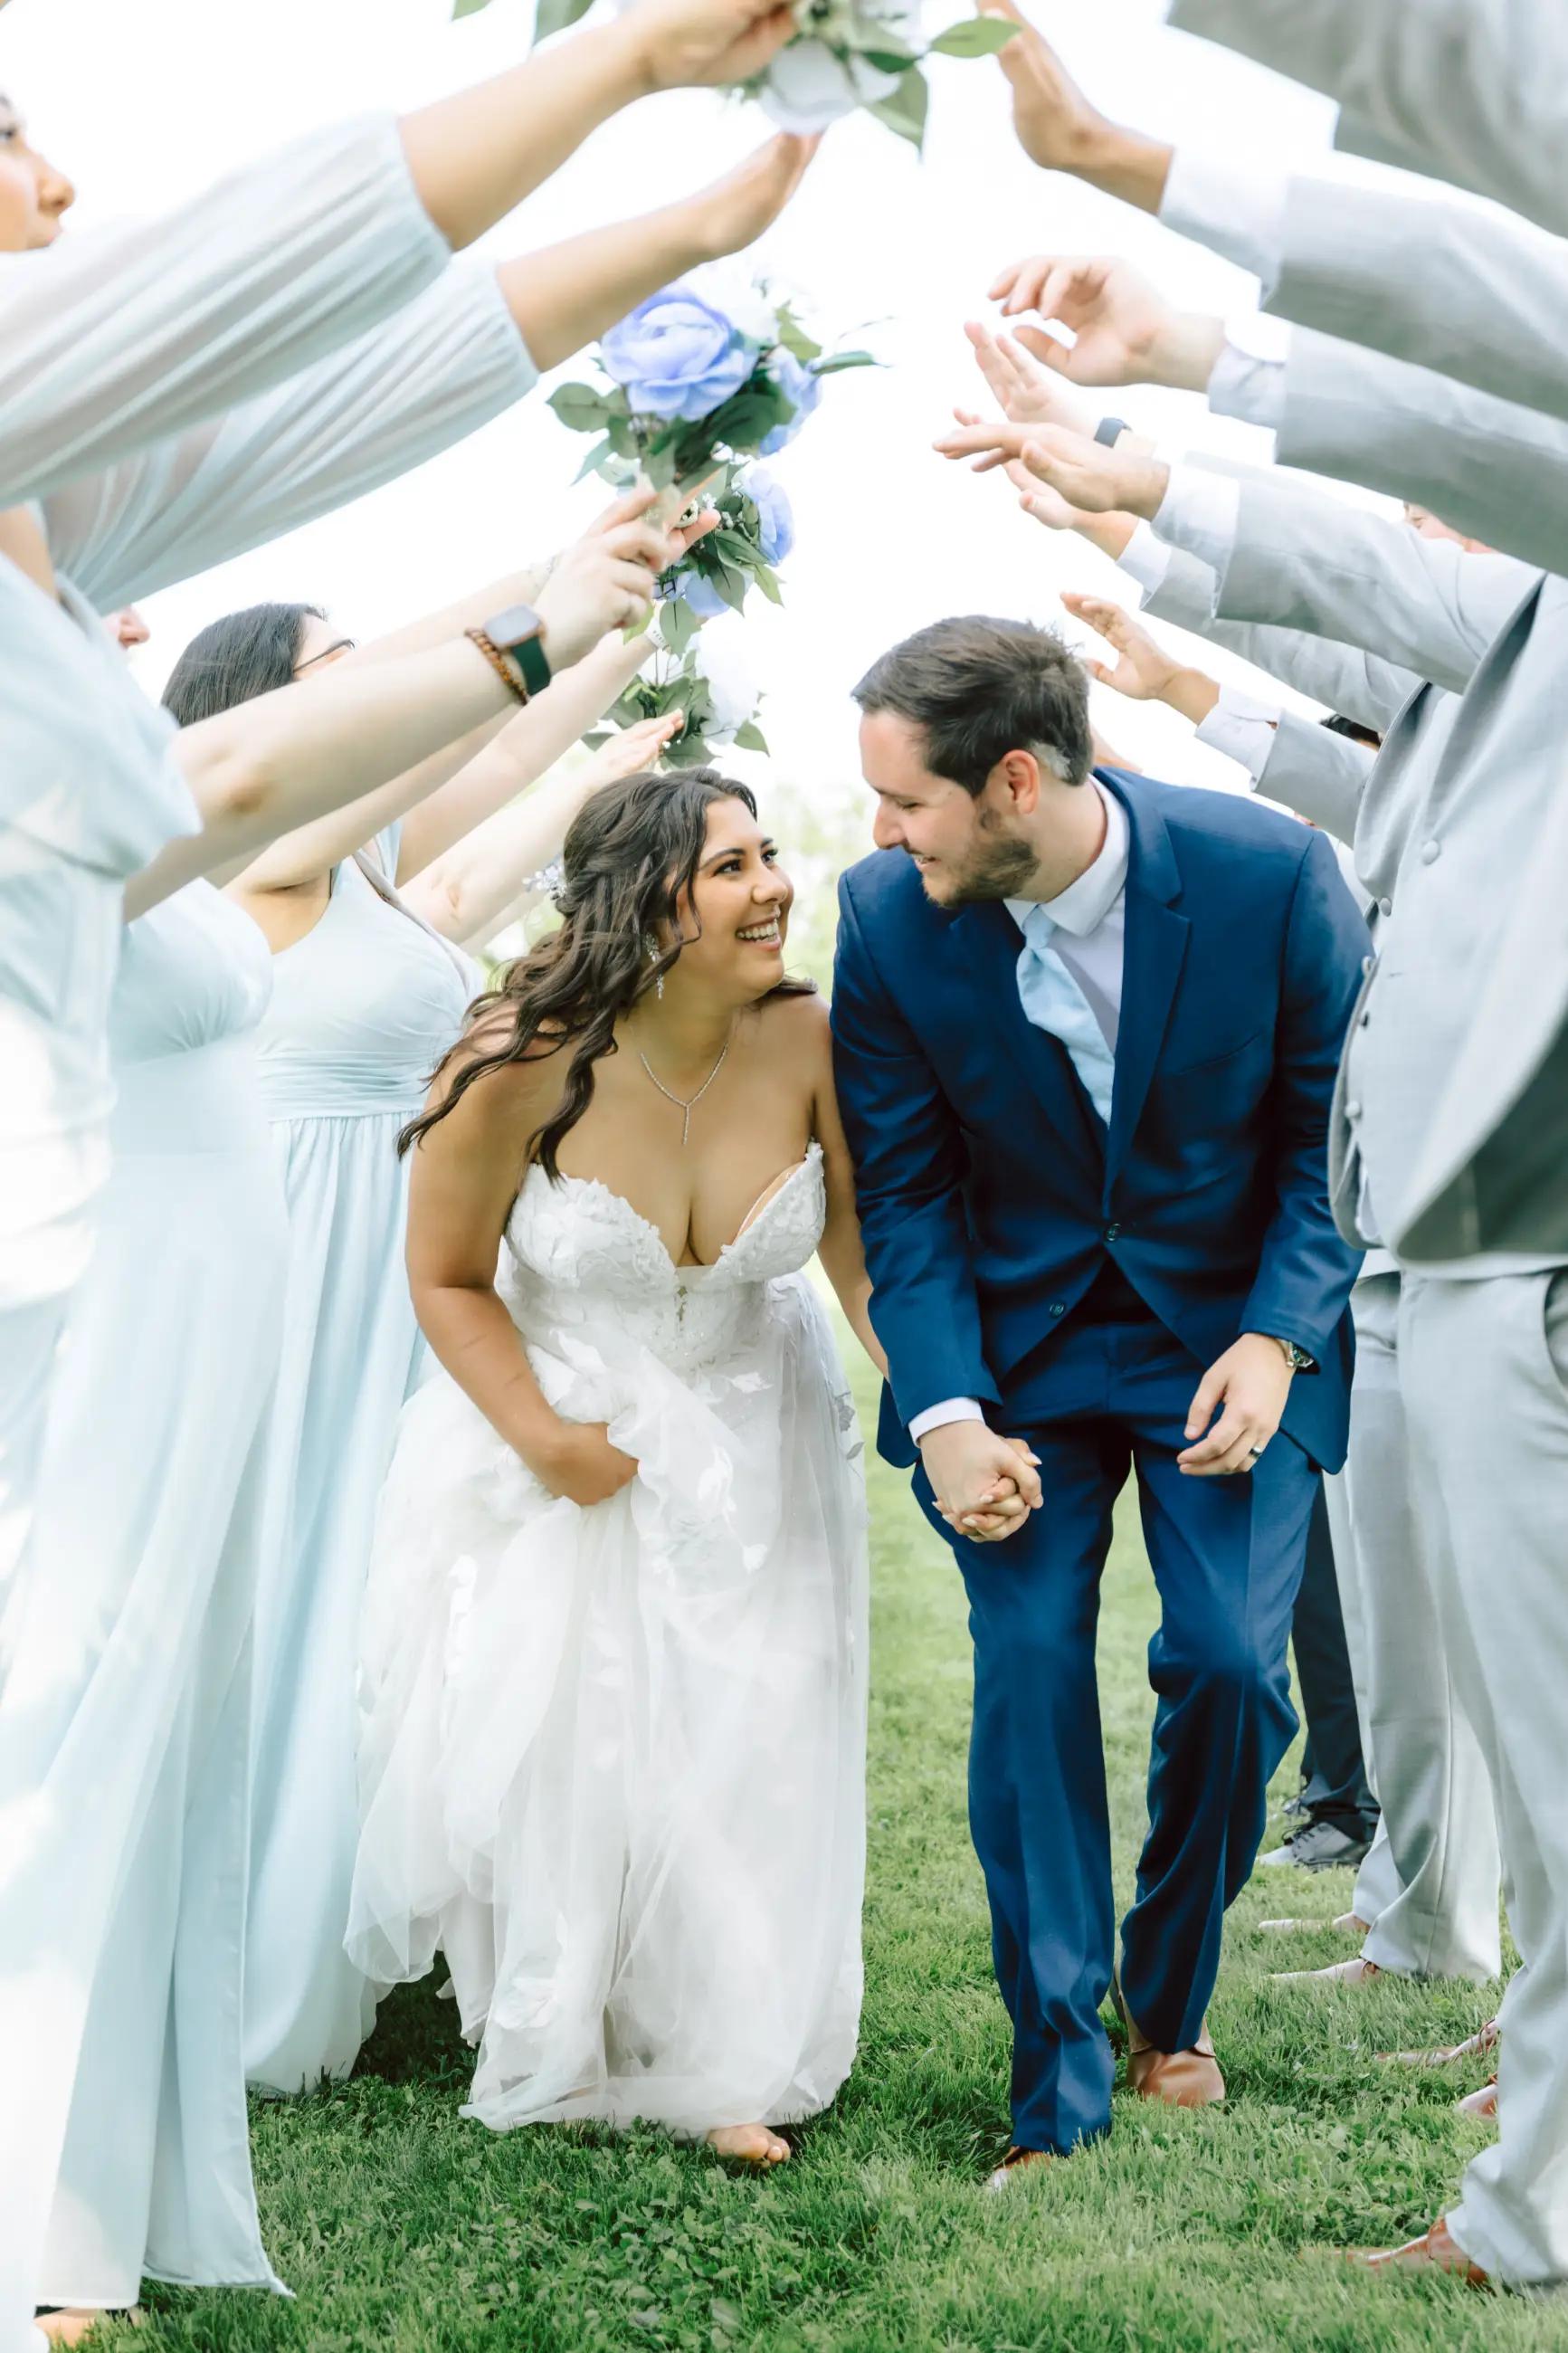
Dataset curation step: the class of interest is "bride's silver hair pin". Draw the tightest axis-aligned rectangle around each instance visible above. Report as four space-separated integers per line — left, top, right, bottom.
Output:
524 858 565 910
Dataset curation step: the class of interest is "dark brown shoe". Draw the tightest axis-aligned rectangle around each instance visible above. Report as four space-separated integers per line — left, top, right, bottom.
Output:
1115 1977 1225 2107
1348 2216 1489 2284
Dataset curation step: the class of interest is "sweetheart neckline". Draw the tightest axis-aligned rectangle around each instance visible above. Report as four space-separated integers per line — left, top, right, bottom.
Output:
527 1143 823 1276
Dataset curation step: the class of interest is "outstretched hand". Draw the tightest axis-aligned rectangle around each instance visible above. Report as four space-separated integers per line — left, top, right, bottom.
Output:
976 0 1171 211
936 415 1169 520
1061 593 1181 702
688 132 821 263
965 317 1097 436
988 254 1222 394
625 0 797 93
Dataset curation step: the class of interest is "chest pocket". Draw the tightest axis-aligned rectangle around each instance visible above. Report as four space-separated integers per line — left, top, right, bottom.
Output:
1151 1030 1270 1133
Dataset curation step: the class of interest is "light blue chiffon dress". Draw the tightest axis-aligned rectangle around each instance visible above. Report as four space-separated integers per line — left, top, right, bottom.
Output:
244 836 476 2092
17 882 288 2311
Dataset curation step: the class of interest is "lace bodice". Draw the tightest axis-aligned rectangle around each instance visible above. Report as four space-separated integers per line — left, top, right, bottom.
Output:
499 1144 826 1380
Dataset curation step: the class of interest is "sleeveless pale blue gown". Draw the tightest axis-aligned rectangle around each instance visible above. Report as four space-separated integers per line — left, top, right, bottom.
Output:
20 881 288 2310
244 832 475 2092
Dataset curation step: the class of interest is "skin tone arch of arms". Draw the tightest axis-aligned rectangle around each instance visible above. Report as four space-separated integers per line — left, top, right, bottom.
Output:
859 710 1297 1535
130 491 689 919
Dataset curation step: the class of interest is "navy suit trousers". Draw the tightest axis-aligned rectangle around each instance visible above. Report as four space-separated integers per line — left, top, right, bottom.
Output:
917 1308 1316 2155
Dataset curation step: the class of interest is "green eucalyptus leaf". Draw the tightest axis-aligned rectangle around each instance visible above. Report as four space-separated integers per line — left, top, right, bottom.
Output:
859 45 918 71
709 564 749 614
659 596 700 657
733 720 770 753
452 0 496 15
868 65 930 149
548 383 613 434
811 349 879 376
643 442 680 491
572 435 614 483
581 729 611 748
712 529 761 570
752 565 784 606
774 304 823 366
533 0 595 40
928 14 1019 52
622 604 656 642
664 730 714 769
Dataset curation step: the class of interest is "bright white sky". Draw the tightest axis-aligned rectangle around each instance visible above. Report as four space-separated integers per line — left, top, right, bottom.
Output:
6 0 1401 817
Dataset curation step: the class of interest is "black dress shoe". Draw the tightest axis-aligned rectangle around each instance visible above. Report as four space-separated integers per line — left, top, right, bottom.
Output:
1258 1818 1373 1873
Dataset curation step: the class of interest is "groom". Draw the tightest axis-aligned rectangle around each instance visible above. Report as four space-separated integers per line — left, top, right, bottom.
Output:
832 616 1365 2178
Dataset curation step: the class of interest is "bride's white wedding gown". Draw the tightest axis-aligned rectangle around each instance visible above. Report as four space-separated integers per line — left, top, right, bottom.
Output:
348 1142 870 2136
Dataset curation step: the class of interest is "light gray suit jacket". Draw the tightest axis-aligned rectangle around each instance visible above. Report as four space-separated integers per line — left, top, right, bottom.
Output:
1166 0 1568 238
1270 331 1568 577
1144 536 1417 736
1212 473 1566 1262
1266 180 1568 441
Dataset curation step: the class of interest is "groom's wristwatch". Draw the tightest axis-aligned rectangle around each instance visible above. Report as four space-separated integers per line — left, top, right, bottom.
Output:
466 604 552 706
1270 1337 1316 1374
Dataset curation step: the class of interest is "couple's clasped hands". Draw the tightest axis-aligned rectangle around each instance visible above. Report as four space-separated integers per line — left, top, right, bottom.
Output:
924 1338 1296 1545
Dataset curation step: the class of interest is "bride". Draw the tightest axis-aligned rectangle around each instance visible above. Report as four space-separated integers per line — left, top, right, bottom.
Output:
348 766 877 2166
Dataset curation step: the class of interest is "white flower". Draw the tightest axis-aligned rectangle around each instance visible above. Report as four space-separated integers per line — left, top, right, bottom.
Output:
691 624 758 748
688 261 782 350
757 39 904 132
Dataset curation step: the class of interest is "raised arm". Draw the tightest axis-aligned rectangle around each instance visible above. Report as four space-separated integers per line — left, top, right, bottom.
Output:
0 0 797 506
134 498 678 916
1165 0 1568 238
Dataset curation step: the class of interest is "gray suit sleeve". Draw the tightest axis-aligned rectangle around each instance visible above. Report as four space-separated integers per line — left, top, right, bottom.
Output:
1272 329 1568 578
1254 711 1375 848
1216 473 1536 695
1165 0 1568 237
1138 496 1417 731
1266 177 1568 438
43 265 537 613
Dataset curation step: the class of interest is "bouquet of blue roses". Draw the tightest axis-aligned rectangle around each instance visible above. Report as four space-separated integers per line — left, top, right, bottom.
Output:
657 465 794 653
546 267 874 502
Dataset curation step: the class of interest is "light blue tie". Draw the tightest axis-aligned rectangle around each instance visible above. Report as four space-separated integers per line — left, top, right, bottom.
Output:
1015 904 1117 1128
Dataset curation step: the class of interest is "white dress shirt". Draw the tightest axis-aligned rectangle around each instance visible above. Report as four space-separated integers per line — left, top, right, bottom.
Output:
908 785 1130 1444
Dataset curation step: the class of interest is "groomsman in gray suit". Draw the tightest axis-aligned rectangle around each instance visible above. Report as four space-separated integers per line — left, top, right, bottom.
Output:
964 5 1568 2288
1164 0 1568 238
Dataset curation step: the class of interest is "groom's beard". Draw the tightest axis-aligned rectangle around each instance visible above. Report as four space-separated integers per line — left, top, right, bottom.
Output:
921 809 1038 906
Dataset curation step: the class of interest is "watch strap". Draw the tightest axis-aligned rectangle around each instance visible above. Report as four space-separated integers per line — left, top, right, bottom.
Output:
466 625 531 707
1094 415 1131 448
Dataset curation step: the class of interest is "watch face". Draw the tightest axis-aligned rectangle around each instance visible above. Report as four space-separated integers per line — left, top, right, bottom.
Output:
486 605 542 650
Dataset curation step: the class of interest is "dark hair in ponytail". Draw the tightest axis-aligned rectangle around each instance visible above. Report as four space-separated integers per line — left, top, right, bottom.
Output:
161 601 323 727
398 767 813 1175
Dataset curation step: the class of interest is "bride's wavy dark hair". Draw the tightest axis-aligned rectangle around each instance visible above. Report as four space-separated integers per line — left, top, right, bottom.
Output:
398 767 814 1176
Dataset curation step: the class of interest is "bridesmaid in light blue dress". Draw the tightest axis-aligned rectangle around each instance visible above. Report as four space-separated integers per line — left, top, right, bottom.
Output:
20 881 289 2318
243 826 476 2091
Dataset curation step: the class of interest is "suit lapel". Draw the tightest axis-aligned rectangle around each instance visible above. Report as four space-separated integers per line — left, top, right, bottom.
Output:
1103 776 1190 1188
946 898 1106 1180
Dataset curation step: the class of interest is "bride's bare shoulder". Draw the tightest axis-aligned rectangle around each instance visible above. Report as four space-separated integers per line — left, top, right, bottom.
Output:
419 1007 571 1148
752 985 831 1068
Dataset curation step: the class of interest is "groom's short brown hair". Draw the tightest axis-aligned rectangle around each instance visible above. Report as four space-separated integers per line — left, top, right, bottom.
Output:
853 616 1094 796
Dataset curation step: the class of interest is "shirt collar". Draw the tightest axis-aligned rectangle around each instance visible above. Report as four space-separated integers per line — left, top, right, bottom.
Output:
1006 781 1129 939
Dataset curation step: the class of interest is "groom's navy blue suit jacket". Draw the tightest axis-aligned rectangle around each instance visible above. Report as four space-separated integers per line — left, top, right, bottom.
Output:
832 769 1368 1474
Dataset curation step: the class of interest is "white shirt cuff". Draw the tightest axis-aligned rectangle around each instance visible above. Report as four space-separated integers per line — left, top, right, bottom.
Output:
1159 149 1288 292
1118 519 1174 603
1195 686 1282 783
1154 463 1241 581
908 1397 985 1444
1207 311 1292 432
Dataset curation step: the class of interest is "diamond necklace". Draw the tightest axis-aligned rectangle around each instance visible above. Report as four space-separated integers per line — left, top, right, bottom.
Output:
638 1040 729 1147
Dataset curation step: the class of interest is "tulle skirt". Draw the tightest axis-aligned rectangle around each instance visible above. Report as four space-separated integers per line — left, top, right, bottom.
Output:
348 1274 869 2136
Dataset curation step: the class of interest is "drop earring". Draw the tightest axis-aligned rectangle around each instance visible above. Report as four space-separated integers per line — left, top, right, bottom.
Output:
645 935 665 1001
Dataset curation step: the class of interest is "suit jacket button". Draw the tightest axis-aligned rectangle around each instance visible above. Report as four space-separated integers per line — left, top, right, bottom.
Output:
1421 838 1441 864
1049 1301 1066 1317
1377 897 1392 917
1345 1100 1363 1119
1361 954 1376 976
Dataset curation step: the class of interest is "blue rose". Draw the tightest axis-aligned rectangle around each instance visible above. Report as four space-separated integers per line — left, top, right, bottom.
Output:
601 285 757 423
672 569 729 620
741 467 795 566
759 351 823 454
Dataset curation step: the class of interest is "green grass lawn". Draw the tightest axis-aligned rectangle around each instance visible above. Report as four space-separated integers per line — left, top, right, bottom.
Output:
127 1346 1546 2352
